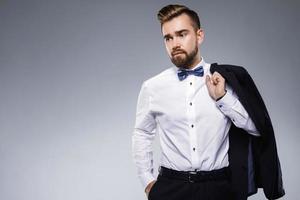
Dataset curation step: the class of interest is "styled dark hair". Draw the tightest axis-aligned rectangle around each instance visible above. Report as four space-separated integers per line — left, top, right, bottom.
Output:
157 4 201 30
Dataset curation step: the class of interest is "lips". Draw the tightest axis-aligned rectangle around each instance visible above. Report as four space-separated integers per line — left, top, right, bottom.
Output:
172 51 185 56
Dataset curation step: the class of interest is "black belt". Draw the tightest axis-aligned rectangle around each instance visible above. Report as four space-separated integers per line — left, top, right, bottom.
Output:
158 166 230 183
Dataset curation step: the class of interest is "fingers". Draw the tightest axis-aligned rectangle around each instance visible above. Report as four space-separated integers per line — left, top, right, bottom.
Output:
206 72 226 87
206 73 223 85
206 73 225 101
211 72 225 85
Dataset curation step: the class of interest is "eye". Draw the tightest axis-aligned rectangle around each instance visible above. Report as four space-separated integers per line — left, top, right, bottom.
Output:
165 37 172 42
179 32 187 37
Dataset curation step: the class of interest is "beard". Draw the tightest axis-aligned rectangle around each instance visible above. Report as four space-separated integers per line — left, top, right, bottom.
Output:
170 45 198 69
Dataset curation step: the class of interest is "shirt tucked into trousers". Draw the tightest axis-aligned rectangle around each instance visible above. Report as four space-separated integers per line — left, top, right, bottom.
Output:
148 167 234 200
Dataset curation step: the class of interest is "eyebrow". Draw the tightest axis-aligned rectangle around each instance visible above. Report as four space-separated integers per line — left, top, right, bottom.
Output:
163 29 189 39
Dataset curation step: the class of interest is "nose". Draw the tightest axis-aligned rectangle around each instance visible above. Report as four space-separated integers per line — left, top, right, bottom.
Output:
171 37 181 50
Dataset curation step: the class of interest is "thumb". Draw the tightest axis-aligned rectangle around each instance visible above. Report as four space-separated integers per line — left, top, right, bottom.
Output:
205 75 212 86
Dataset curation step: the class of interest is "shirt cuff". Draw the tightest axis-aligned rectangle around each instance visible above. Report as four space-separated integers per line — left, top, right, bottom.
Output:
215 91 237 112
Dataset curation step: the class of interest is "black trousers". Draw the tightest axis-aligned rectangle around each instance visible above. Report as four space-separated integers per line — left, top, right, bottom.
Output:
148 167 235 200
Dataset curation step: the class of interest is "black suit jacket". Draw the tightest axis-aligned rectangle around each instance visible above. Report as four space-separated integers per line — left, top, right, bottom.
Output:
210 63 285 199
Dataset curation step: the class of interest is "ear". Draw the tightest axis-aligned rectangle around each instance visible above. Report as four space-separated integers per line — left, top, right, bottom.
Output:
196 28 204 45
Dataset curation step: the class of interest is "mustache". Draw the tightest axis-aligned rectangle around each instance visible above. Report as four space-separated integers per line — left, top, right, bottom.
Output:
171 49 187 56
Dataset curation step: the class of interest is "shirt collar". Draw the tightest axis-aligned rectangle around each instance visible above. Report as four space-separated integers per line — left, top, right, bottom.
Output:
189 57 206 70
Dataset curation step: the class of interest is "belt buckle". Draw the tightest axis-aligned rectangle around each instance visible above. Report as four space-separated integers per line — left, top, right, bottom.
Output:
188 171 197 183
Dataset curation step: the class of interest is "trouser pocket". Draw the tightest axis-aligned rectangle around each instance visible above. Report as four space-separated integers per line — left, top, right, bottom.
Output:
148 178 161 200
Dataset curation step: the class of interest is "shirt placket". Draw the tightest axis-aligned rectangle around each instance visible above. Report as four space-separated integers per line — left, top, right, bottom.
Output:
186 75 199 170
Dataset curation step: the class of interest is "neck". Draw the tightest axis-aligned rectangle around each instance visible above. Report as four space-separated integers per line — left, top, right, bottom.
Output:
186 55 201 69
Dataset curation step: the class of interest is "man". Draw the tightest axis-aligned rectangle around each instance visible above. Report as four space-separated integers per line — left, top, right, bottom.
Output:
132 4 284 200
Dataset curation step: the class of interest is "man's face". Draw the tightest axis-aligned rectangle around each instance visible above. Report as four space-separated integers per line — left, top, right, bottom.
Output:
161 13 204 69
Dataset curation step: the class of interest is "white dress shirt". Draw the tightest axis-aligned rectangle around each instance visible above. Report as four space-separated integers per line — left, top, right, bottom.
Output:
132 58 259 189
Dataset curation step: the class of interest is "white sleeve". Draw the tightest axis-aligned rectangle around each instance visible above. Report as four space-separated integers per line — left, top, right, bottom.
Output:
132 82 157 190
215 85 260 136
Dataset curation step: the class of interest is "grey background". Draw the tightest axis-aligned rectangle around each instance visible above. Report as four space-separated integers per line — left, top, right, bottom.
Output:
0 0 298 199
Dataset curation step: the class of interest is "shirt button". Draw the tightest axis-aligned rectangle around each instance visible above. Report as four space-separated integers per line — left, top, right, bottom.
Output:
193 148 196 151
191 124 194 128
190 102 192 106
232 119 235 122
219 104 223 108
190 82 192 85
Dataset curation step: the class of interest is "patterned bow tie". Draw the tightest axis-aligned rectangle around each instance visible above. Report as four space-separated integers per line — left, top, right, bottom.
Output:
177 66 204 81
